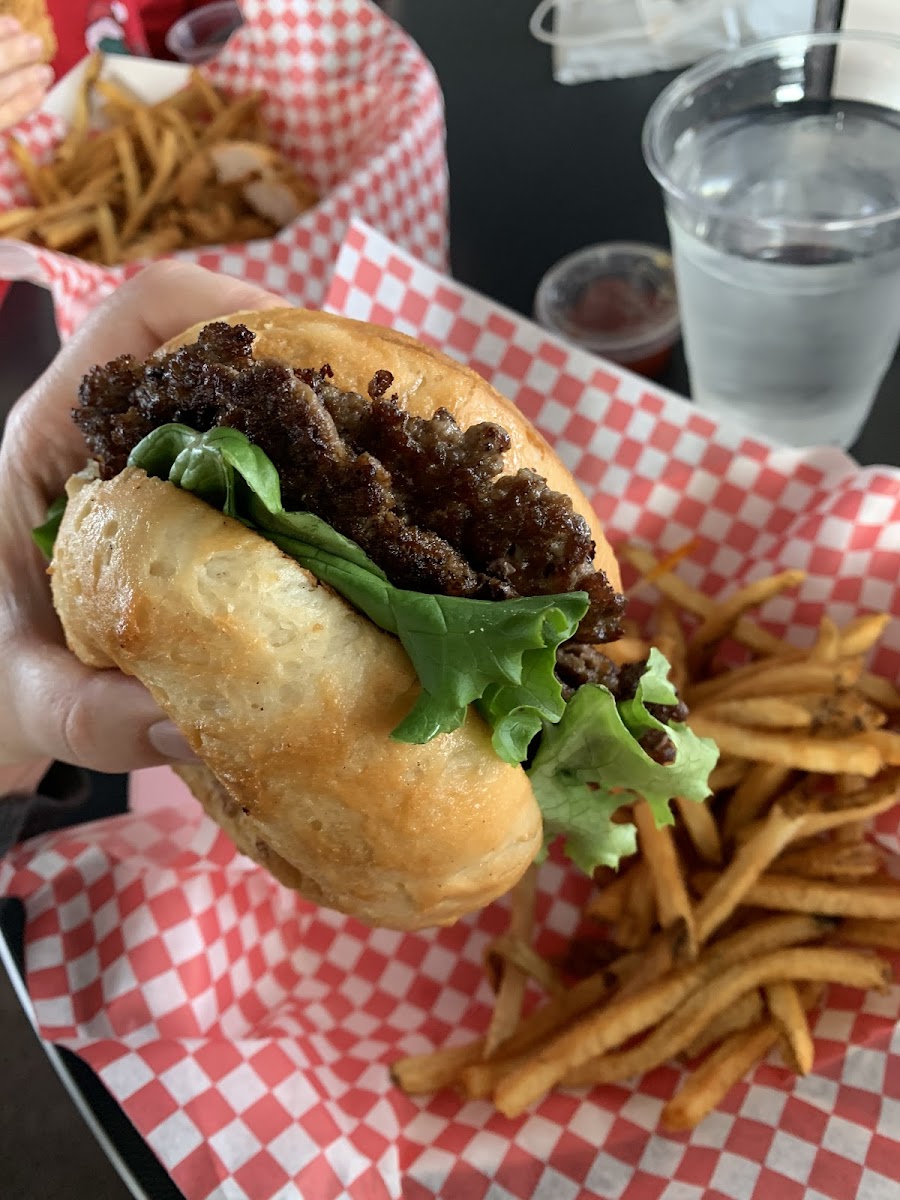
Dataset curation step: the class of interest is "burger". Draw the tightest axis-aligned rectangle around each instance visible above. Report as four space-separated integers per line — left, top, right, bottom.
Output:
36 310 717 929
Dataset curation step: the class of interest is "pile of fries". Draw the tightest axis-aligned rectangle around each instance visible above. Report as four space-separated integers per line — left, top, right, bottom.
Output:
394 546 900 1131
0 55 318 265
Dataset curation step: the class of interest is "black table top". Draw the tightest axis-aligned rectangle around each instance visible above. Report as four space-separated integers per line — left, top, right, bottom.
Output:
1 2 899 1197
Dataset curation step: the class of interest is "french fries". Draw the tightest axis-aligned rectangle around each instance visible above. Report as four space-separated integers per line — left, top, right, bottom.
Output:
663 1021 779 1131
693 871 900 919
1 57 318 265
633 801 697 955
765 980 814 1074
686 569 805 675
686 715 882 776
393 547 900 1133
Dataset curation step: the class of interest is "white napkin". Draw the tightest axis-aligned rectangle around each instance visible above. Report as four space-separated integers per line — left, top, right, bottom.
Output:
532 0 816 84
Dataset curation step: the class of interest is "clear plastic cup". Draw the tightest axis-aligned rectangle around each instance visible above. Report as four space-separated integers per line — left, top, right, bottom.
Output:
165 0 244 65
534 242 681 379
643 30 900 449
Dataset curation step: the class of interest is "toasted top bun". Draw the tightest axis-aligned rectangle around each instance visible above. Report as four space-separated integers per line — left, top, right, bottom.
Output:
51 309 619 930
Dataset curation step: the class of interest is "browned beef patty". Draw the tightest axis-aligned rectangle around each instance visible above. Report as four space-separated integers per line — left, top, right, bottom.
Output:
73 321 625 643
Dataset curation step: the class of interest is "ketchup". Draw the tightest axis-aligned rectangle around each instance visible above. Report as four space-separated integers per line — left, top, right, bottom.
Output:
567 277 674 380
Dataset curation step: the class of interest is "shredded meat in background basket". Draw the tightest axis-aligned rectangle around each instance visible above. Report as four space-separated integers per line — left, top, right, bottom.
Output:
73 321 684 753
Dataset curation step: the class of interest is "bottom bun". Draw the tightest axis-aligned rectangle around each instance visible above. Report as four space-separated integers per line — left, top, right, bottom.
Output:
51 468 543 929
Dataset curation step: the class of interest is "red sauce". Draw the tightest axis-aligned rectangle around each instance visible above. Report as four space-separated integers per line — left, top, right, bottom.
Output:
570 277 664 335
624 344 674 380
566 276 675 380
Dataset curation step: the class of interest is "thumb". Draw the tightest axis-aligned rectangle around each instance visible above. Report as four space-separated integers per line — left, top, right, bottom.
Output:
12 642 198 773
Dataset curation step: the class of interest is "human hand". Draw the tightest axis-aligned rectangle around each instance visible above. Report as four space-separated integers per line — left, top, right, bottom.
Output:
0 262 285 786
0 16 53 133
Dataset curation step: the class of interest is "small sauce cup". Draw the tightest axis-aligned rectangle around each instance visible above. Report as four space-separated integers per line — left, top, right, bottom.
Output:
534 242 681 379
165 0 245 65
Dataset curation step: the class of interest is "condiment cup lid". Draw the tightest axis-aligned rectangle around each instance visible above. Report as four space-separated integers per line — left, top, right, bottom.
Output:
534 241 681 365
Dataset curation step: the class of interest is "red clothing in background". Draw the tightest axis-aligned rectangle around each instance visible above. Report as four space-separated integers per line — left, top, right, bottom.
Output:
46 0 199 80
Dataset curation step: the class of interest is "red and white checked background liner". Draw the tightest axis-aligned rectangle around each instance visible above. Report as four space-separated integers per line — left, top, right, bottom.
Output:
2 219 900 1200
0 0 448 339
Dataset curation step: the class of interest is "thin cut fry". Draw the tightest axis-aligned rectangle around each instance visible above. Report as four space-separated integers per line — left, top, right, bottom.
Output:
119 126 179 244
459 1056 528 1101
683 990 764 1059
39 211 97 250
801 691 887 736
113 126 141 216
621 544 900 708
833 819 868 846
694 871 900 919
613 858 656 949
493 917 835 1116
189 67 225 115
687 715 882 777
584 870 633 923
56 52 102 162
699 697 813 730
0 207 36 237
8 139 57 204
840 613 893 658
687 570 805 674
796 770 900 836
810 616 841 663
676 795 723 865
662 1021 778 1131
633 801 697 955
437 957 641 1099
774 841 882 880
396 918 829 1102
708 757 748 793
765 980 814 1074
201 92 265 144
688 659 861 707
560 947 887 1091
486 935 564 1000
722 763 792 841
666 983 824 1130
603 637 650 665
93 203 118 265
866 729 900 766
484 868 537 1057
93 77 144 111
839 918 900 953
654 597 687 694
628 538 700 591
492 954 637 1061
392 1040 487 1094
615 918 694 999
695 805 807 943
858 672 900 712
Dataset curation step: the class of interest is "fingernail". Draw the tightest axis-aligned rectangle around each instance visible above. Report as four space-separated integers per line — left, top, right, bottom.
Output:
149 720 200 762
0 17 20 35
25 34 44 56
31 64 53 85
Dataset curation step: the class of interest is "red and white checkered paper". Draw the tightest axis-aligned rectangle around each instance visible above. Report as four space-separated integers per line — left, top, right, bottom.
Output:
0 0 447 339
3 219 900 1200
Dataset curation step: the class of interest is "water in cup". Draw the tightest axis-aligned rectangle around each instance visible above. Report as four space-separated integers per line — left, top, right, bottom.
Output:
644 33 900 451
666 99 900 448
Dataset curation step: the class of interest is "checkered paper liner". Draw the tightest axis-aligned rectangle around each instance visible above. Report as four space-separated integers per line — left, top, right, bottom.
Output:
3 219 900 1200
0 0 448 339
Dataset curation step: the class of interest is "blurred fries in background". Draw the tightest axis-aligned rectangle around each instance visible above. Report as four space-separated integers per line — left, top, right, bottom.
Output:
1 55 318 265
